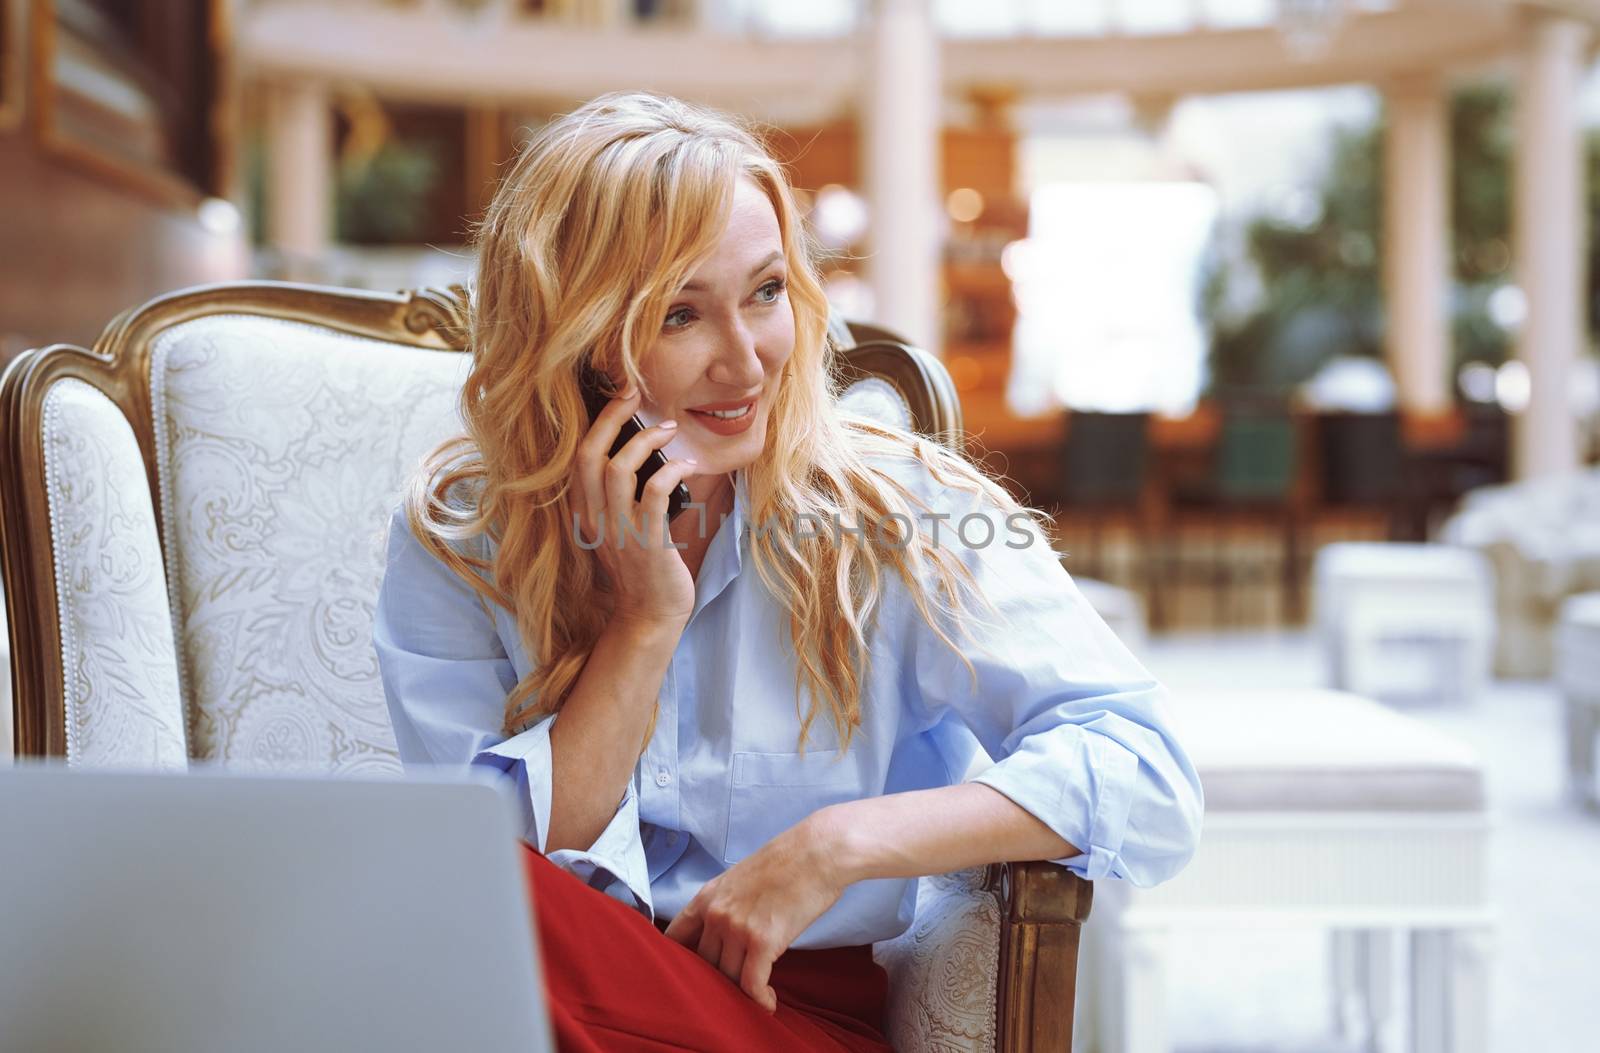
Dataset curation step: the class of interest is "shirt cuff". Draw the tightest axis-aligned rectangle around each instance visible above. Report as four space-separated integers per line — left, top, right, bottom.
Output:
546 784 655 920
970 725 1140 882
473 714 655 921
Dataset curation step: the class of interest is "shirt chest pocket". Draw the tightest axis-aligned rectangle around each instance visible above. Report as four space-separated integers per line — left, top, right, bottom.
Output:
722 748 863 865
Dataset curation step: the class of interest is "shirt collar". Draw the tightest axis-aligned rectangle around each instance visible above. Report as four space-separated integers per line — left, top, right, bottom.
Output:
732 467 749 549
689 468 746 620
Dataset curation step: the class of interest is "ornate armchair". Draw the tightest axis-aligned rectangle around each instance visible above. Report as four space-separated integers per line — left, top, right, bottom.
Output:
0 281 1091 1052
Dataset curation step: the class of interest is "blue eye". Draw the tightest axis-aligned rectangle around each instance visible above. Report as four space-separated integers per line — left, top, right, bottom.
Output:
755 278 786 303
663 306 694 329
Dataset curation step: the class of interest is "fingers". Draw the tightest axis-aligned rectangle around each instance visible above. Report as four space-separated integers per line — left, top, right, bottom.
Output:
576 386 638 539
602 419 679 538
662 893 778 1014
740 948 779 1014
707 921 781 1014
576 384 639 466
717 940 748 1000
639 457 698 544
662 907 702 949
695 927 724 976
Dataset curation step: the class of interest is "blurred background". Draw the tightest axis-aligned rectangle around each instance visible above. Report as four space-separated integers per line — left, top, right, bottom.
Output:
2 1 1599 1051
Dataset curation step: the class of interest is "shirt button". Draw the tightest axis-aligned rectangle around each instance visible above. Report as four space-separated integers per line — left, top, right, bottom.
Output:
667 832 680 846
655 768 671 787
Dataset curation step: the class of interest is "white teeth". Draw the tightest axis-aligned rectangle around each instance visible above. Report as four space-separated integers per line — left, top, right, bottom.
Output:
700 404 752 420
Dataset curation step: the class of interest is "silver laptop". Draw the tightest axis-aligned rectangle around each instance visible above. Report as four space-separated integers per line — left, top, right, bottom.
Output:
0 762 554 1053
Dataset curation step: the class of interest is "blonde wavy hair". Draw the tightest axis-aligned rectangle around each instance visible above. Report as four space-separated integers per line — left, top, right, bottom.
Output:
406 91 1044 756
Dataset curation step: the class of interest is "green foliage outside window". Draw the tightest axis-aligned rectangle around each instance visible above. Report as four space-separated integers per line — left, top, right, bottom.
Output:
1203 83 1600 398
334 139 442 245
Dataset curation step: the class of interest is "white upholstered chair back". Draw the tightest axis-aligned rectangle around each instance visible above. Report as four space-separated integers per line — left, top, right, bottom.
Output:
149 315 465 772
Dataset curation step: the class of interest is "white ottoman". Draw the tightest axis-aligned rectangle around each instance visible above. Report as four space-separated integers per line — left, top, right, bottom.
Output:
1557 592 1600 810
1081 689 1490 1053
1314 543 1495 704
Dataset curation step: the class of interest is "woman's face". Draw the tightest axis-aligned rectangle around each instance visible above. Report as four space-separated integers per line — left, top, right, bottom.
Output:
635 176 795 477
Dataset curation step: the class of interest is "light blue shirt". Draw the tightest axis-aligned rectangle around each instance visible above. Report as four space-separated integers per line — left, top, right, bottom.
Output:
373 456 1203 948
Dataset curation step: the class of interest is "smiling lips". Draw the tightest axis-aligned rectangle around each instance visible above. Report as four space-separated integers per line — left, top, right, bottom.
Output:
686 398 757 435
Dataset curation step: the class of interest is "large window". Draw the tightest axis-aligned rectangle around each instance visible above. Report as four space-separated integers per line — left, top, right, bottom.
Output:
1009 181 1218 415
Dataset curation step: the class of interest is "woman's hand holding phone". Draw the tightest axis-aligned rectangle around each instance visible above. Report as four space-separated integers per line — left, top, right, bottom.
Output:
573 384 700 632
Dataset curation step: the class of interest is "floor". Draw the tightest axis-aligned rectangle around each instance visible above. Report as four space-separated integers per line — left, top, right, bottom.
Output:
1131 631 1600 1053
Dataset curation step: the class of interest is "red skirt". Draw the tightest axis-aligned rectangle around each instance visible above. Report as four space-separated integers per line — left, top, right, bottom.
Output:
519 843 895 1052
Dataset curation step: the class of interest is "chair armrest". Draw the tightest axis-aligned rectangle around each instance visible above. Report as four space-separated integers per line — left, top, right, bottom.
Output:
874 867 1001 1052
986 861 1093 1053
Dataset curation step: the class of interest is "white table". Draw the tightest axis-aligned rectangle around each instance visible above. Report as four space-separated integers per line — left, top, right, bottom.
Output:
1079 689 1491 1053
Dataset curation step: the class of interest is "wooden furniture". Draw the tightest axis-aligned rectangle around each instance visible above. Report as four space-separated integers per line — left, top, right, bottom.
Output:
1161 404 1308 627
1054 411 1154 583
1309 411 1408 538
963 401 1518 632
2 280 1091 1053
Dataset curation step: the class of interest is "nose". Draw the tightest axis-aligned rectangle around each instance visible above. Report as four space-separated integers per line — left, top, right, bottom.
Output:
706 314 765 391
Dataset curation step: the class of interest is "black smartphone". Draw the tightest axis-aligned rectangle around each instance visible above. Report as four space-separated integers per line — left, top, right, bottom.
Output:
577 362 691 522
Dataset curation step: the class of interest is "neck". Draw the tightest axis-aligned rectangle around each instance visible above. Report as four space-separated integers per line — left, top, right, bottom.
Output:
687 471 733 512
675 471 735 548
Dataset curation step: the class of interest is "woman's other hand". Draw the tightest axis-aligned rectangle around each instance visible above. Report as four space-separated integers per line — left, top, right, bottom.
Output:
573 383 699 631
661 812 850 1013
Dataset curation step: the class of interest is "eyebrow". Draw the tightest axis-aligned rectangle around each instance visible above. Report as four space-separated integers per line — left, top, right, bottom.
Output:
680 250 784 293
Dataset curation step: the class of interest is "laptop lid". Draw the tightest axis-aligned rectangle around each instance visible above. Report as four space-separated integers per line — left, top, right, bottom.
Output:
0 762 553 1053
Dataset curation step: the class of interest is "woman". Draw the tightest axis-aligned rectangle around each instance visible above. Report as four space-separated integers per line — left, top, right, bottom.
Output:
374 91 1202 1052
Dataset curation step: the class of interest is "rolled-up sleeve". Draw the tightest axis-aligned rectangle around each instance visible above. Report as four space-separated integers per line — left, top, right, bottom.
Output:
373 506 654 917
905 483 1204 887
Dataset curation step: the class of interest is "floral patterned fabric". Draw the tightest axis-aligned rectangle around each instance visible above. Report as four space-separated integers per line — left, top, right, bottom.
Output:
150 315 466 774
873 867 1000 1053
41 379 187 769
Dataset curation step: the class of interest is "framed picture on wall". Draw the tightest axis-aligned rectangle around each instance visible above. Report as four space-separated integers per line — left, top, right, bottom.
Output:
27 0 226 207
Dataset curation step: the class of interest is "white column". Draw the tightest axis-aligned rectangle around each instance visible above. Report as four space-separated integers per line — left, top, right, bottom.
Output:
1512 12 1590 479
264 79 332 281
579 0 628 28
1384 73 1452 416
862 0 942 353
